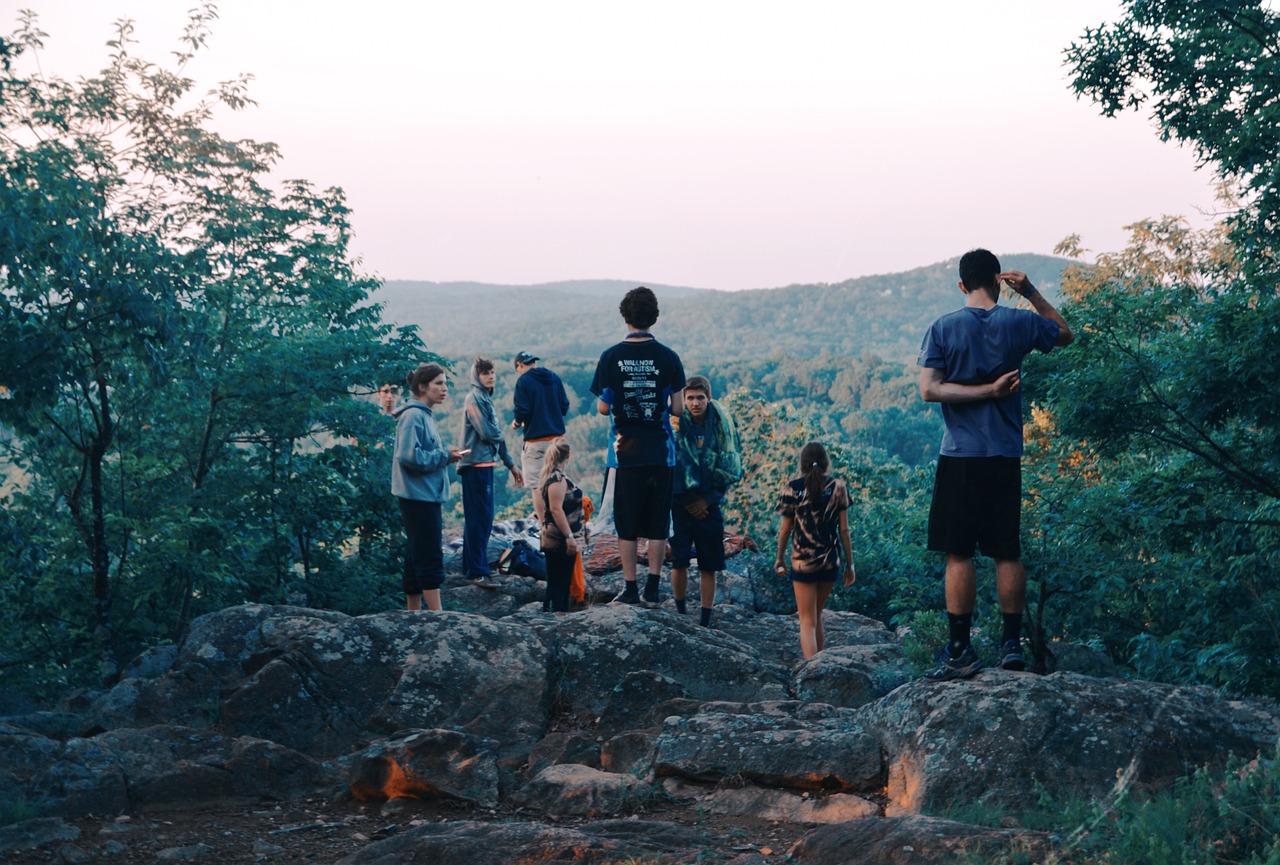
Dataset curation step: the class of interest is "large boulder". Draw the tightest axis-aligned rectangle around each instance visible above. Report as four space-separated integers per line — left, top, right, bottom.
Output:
790 643 912 708
86 606 553 758
653 701 882 792
544 605 786 718
346 729 501 807
863 671 1280 815
0 724 325 818
514 764 649 816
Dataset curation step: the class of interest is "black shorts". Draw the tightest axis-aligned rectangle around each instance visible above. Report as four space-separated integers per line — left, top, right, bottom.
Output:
669 502 726 571
791 566 839 585
613 466 673 541
927 455 1022 560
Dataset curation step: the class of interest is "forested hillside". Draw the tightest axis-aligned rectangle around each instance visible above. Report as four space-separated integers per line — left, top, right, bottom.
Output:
378 253 1068 364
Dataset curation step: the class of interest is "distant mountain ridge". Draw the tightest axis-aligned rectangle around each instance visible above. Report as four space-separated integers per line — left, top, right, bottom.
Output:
375 254 1072 365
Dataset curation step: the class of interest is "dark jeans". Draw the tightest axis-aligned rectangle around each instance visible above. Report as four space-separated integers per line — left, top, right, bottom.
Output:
544 544 575 612
460 465 496 577
399 497 443 594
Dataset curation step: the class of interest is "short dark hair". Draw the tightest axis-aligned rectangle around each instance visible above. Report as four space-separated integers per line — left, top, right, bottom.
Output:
958 249 1001 298
620 286 659 329
684 375 711 398
474 356 494 375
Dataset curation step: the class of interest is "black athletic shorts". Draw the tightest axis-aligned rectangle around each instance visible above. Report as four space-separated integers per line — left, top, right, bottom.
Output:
668 502 726 571
927 455 1021 560
613 465 673 541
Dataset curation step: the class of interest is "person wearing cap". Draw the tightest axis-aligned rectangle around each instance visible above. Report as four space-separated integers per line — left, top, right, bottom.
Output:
512 351 570 522
590 286 686 606
670 375 743 627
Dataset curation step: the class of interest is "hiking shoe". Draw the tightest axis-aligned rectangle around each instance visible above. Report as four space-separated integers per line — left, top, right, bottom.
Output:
925 644 983 681
467 576 499 590
642 585 660 605
613 585 640 605
999 639 1026 672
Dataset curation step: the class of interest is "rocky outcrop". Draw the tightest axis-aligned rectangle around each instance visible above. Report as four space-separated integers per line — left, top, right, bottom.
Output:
863 670 1280 815
333 818 713 865
4 596 1279 864
1 724 324 818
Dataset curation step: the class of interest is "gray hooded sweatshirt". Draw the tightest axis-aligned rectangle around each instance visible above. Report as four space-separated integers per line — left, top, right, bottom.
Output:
459 362 516 472
391 399 452 502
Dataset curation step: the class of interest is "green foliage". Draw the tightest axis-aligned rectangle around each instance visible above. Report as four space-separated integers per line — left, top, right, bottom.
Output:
0 8 433 689
1015 220 1280 694
1067 1 1280 262
980 747 1280 865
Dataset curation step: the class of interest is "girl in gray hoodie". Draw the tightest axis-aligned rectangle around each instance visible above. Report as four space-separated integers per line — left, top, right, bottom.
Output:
393 363 465 610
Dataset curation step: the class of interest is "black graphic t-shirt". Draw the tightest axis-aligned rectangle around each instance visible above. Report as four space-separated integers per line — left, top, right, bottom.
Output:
591 339 686 467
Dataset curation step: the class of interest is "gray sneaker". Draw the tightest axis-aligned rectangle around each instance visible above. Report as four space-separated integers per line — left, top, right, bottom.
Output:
925 644 983 680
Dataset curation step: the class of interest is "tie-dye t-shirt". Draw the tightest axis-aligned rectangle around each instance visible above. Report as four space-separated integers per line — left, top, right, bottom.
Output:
776 476 849 574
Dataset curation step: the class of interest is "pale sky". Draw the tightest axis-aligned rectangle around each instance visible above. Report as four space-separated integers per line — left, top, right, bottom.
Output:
5 1 1221 290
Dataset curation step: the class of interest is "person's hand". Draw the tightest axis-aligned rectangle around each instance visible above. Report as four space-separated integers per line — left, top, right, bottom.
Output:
991 370 1021 398
448 447 467 463
685 495 709 520
565 536 577 554
774 558 787 576
842 565 856 588
998 270 1035 297
510 467 525 487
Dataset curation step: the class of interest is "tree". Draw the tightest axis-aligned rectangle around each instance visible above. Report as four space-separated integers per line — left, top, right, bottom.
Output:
1056 1 1280 692
0 8 432 687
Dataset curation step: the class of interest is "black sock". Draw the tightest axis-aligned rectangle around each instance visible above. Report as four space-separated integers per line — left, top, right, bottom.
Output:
947 613 972 657
700 607 713 627
675 598 687 614
644 574 660 594
1002 612 1022 645
621 581 639 598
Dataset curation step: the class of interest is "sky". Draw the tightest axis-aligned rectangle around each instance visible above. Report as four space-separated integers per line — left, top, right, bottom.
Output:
4 1 1222 291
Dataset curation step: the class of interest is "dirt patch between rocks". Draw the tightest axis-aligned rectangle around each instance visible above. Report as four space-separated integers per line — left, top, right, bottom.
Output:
6 793 815 864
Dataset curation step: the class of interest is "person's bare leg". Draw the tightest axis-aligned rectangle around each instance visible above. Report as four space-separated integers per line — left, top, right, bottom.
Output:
646 538 667 577
945 554 977 614
813 581 834 653
405 593 422 611
699 570 717 611
995 558 1026 614
794 581 821 660
619 539 638 586
672 566 689 603
422 589 442 611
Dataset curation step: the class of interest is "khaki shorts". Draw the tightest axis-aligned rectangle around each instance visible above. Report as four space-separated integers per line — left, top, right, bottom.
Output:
522 439 555 490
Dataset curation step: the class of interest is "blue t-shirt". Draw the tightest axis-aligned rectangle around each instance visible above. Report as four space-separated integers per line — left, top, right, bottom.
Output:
591 339 686 467
917 305 1059 458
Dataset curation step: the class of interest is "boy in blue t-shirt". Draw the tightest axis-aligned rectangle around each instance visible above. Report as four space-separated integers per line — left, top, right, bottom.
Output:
917 248 1074 679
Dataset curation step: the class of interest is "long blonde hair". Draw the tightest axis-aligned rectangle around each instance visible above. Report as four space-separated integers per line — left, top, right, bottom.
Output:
538 438 571 489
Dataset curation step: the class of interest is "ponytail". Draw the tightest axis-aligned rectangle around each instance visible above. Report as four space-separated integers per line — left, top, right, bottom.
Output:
799 441 829 506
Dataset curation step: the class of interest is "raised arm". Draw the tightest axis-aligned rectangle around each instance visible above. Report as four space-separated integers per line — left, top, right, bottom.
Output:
999 270 1074 347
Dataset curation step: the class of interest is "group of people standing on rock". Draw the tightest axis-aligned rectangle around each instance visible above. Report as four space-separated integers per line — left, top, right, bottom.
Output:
390 249 1073 672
